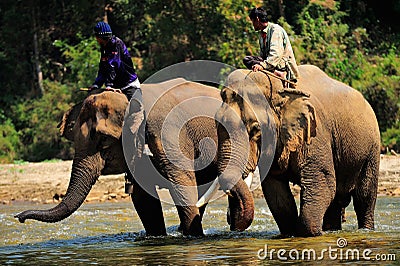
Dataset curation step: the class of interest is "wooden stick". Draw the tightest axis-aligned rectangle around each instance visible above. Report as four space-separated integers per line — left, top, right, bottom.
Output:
260 70 297 87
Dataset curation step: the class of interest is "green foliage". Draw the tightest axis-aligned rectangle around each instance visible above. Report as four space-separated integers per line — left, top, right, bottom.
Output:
362 84 399 132
348 47 400 135
382 123 400 153
12 81 75 162
296 3 351 74
216 0 262 67
53 34 100 94
0 111 21 163
138 0 228 76
295 2 400 151
1 0 400 161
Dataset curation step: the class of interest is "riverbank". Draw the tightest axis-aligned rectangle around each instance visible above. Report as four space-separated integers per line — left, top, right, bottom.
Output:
0 155 399 205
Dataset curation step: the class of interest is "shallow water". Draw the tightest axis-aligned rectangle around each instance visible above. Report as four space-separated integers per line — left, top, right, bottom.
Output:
1 197 399 265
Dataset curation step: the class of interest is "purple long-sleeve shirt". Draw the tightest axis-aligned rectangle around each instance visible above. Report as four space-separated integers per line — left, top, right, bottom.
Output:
93 36 137 89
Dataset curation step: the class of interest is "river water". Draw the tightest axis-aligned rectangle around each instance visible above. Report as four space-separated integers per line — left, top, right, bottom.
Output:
1 197 399 265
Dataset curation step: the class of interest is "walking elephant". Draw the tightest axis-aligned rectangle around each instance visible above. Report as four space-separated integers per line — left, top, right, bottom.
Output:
15 78 255 236
208 65 380 237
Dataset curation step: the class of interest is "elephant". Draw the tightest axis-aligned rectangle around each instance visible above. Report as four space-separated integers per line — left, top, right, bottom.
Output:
208 65 380 237
15 78 255 236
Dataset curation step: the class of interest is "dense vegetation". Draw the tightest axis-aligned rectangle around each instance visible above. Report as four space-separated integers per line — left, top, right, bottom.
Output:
0 0 399 162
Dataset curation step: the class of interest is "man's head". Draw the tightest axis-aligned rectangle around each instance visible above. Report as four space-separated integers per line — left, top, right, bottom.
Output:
94 22 112 46
249 7 268 31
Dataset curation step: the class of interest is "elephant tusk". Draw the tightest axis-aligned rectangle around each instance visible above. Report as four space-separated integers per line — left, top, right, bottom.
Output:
244 172 253 188
196 178 221 208
196 172 254 208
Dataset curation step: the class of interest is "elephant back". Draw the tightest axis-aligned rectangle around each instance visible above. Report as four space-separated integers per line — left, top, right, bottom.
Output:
141 79 222 172
297 65 378 130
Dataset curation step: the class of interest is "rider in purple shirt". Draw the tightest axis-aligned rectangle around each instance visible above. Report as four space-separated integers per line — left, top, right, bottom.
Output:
90 22 139 100
90 22 150 194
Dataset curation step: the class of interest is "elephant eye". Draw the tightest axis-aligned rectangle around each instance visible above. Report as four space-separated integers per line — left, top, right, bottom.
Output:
232 91 243 104
249 122 261 140
220 89 228 101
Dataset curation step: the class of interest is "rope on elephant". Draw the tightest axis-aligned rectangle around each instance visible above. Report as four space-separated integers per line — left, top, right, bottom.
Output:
260 70 297 88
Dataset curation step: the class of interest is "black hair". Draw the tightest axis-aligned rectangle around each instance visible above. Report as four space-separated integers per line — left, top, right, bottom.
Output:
248 7 268 23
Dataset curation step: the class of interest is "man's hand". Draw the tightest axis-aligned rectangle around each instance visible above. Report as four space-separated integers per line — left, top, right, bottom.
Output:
105 87 122 93
252 64 264 72
87 85 98 91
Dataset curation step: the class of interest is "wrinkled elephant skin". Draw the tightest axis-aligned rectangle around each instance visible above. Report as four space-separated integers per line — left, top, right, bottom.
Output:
216 65 380 237
15 79 255 236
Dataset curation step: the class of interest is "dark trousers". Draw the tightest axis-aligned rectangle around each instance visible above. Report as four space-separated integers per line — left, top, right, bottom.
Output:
243 56 264 69
123 86 146 183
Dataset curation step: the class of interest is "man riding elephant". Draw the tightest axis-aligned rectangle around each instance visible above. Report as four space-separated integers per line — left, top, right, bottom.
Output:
243 7 300 85
89 21 150 194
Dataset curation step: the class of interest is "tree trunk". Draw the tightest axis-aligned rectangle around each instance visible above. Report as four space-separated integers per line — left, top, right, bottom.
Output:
32 5 44 96
277 0 285 18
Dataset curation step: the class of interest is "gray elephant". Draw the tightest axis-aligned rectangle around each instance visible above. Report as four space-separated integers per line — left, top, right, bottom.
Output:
208 65 380 237
15 78 254 236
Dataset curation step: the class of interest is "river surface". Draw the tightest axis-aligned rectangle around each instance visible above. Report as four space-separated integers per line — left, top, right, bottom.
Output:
1 197 399 265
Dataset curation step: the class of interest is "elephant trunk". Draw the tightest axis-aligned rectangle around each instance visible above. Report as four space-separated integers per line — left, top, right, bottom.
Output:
216 130 268 231
218 137 254 231
15 152 104 223
225 176 254 231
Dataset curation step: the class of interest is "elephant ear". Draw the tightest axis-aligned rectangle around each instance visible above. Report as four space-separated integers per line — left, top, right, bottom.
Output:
60 93 127 146
88 93 127 141
58 102 83 141
277 88 317 170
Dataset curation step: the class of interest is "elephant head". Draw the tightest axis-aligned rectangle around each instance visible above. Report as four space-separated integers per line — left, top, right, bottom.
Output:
212 69 316 230
15 91 128 223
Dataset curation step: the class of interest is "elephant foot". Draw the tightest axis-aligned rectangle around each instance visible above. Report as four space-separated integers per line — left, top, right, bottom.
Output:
297 208 324 237
131 185 167 237
322 206 344 231
296 219 323 237
357 218 375 231
296 228 323 237
261 177 297 236
177 223 204 237
176 206 204 237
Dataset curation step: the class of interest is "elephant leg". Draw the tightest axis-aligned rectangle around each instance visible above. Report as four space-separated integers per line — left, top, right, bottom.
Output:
169 176 204 236
131 182 166 236
297 170 336 237
175 205 203 236
322 202 343 231
352 156 378 230
198 204 207 221
261 176 298 236
323 194 351 231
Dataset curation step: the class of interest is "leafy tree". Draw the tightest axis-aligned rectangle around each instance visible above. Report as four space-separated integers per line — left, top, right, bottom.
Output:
53 34 100 96
363 84 399 132
382 123 400 153
1 0 400 161
296 2 350 71
12 81 75 161
217 0 263 67
0 0 36 107
0 111 21 163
